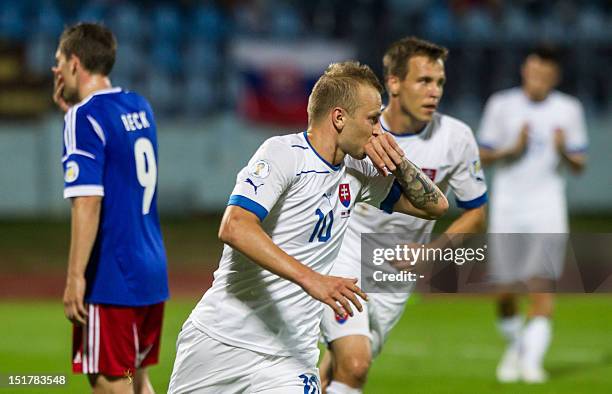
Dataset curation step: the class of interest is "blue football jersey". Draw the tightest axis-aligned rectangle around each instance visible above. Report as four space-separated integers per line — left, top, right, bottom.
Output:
61 87 169 306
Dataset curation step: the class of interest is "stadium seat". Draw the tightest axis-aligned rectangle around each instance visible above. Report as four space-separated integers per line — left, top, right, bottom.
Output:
0 2 26 41
143 70 179 116
183 40 222 78
183 76 217 117
108 2 147 44
150 40 182 75
32 0 63 37
190 3 226 43
76 2 107 24
25 33 56 75
152 4 182 44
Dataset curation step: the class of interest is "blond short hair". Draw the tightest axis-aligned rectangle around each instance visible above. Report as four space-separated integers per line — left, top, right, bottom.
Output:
307 61 383 125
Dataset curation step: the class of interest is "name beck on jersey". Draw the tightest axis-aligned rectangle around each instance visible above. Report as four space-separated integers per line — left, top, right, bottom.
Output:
120 111 151 132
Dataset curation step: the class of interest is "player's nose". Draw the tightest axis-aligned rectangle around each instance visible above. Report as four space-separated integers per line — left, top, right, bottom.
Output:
372 122 382 137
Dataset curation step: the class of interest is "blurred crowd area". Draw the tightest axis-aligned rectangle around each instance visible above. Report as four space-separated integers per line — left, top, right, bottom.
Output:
1 0 611 120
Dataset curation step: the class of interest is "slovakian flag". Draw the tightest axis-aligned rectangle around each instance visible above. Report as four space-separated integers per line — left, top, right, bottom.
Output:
339 183 351 208
232 40 355 127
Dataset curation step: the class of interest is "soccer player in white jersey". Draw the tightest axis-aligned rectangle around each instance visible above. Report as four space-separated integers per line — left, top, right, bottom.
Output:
478 46 588 383
168 62 449 393
318 37 488 394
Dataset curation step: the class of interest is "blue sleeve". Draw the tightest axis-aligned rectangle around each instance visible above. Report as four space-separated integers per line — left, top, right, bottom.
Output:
379 180 402 214
456 191 488 209
227 195 269 222
62 107 106 198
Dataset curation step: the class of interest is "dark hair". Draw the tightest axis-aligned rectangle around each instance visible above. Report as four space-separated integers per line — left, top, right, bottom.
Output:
383 36 448 81
59 22 117 75
528 44 561 66
307 61 383 124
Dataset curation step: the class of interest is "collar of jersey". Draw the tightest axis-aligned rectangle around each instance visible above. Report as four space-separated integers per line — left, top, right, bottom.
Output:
302 131 342 171
521 88 554 106
380 114 428 137
76 87 123 107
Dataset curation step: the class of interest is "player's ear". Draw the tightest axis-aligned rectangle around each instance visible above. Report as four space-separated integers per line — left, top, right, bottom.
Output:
332 107 345 131
386 75 400 97
69 54 79 76
520 56 533 80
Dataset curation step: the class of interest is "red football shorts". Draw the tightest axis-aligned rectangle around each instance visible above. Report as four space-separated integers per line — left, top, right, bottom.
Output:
72 302 164 377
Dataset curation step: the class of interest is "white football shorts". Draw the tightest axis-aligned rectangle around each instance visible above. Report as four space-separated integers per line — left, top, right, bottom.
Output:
168 319 320 393
320 290 412 357
489 205 568 284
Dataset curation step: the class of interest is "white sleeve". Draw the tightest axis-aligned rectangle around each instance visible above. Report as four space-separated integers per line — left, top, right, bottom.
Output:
563 100 588 153
449 132 488 209
350 157 397 212
227 138 295 221
477 95 504 149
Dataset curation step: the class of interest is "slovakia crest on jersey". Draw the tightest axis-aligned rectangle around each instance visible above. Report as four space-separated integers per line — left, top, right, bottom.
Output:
339 183 351 208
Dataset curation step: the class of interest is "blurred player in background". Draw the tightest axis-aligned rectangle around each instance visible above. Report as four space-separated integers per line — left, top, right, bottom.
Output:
319 37 488 394
478 46 588 383
168 62 449 393
53 23 169 393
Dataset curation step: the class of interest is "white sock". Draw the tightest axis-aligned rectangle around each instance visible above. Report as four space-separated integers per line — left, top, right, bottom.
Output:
327 381 363 394
497 315 523 350
521 316 551 369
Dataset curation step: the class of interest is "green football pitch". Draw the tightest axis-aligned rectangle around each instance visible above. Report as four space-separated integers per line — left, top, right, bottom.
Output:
1 216 610 392
1 295 611 393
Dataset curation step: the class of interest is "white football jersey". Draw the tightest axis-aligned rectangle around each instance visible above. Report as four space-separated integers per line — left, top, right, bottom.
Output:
189 131 396 365
330 112 488 280
477 88 588 231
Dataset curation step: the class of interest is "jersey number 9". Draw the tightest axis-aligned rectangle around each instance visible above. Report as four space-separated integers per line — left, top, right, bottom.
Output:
134 137 157 215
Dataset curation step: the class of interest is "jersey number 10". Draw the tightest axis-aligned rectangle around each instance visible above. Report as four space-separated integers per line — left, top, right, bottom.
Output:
309 209 333 243
134 137 157 215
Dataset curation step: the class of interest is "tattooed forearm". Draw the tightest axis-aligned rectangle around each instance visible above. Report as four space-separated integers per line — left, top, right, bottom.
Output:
391 158 443 209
